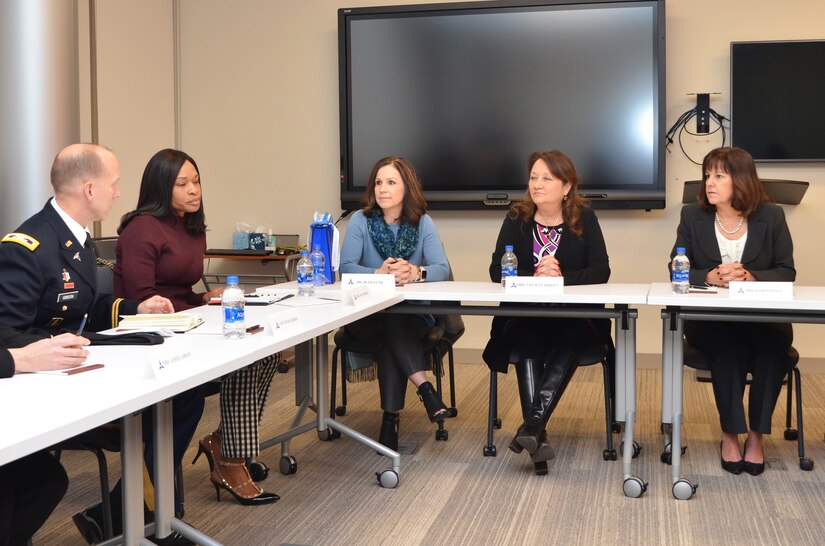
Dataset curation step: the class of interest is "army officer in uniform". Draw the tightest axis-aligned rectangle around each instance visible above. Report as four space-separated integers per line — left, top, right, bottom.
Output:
0 144 198 545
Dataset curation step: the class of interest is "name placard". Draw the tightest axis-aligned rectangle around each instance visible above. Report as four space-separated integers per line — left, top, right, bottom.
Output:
504 276 564 294
728 281 793 301
340 273 396 290
151 347 196 379
342 284 373 307
268 309 303 337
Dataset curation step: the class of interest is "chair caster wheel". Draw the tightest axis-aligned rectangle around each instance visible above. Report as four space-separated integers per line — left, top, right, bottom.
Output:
279 456 297 475
277 362 289 373
247 461 269 481
603 449 617 461
318 428 338 441
623 477 647 498
483 445 497 457
435 429 448 441
800 458 814 471
784 428 798 441
620 440 642 459
335 406 347 417
672 479 697 500
376 469 399 488
493 418 502 429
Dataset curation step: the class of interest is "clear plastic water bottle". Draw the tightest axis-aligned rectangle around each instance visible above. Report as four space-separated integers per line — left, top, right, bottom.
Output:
671 247 690 294
297 250 314 296
221 275 245 339
501 245 518 287
310 244 326 287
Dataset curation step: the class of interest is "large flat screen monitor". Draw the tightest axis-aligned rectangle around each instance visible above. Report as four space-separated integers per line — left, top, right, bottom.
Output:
731 40 825 162
338 0 666 211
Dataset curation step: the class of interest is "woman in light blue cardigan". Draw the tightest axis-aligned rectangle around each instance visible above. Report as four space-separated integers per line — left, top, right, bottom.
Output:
339 156 452 450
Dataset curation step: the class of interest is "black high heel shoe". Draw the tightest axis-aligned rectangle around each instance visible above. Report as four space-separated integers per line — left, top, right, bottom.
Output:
210 459 280 506
720 441 744 475
417 381 451 423
743 437 765 476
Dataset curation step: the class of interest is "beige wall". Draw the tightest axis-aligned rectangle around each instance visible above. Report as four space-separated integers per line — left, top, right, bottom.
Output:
91 0 825 355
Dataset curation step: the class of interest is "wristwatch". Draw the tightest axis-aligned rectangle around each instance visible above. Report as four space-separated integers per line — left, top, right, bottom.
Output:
415 266 427 282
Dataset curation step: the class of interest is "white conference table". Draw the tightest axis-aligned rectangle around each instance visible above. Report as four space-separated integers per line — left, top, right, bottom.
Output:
315 280 651 497
648 282 825 500
0 289 402 546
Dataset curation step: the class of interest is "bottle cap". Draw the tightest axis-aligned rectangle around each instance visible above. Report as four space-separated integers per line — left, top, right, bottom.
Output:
301 250 309 256
676 247 686 254
505 245 514 252
314 244 321 251
227 275 239 284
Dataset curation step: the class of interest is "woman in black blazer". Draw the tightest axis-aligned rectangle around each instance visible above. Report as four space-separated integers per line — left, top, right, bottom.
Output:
670 147 795 476
484 150 611 475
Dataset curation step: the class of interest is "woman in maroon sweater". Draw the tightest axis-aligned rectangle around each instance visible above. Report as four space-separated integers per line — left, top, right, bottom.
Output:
114 149 280 506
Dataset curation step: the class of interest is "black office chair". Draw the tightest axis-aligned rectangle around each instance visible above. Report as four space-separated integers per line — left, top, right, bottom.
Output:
329 313 462 441
92 236 118 264
667 339 813 471
483 343 631 461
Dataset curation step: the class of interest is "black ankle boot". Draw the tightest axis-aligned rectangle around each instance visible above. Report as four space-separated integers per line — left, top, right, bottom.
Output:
516 349 578 455
378 412 399 450
417 381 451 423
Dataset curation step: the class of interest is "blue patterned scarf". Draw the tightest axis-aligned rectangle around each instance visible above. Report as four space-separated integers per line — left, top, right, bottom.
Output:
366 209 419 260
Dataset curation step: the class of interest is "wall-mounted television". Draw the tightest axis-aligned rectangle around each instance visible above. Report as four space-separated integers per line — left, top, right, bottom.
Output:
338 0 666 211
731 40 825 162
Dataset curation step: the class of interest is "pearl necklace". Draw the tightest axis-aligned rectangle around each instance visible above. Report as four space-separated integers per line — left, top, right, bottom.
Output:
715 213 744 235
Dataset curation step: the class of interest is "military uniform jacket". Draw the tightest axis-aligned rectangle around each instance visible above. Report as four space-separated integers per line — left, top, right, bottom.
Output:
0 200 137 335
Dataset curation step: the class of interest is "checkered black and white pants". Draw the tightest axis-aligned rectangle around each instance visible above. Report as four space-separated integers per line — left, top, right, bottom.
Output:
218 352 280 458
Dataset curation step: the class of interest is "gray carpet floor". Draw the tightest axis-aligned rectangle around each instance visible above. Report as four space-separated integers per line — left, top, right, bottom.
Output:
34 361 825 545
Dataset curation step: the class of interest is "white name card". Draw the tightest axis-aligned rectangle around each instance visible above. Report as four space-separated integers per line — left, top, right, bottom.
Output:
504 276 564 294
340 273 396 290
728 281 793 301
342 284 374 307
268 309 303 337
151 347 196 379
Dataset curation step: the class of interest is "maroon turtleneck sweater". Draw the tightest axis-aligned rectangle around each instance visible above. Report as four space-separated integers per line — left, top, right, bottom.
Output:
114 214 207 311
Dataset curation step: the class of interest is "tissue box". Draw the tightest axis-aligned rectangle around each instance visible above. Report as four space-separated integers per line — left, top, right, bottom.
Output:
248 232 267 250
232 232 250 250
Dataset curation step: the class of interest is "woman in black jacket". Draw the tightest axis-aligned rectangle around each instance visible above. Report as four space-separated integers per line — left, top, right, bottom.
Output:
484 150 611 475
670 146 795 476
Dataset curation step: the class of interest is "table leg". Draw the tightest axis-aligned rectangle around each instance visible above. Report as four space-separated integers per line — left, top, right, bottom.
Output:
121 412 144 546
315 332 401 487
615 311 646 497
661 313 697 499
152 400 174 540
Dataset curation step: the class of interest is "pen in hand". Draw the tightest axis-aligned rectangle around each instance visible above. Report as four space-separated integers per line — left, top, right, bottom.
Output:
76 313 88 336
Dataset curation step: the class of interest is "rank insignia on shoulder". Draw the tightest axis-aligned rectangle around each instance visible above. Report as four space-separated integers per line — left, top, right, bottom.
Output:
2 232 40 251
